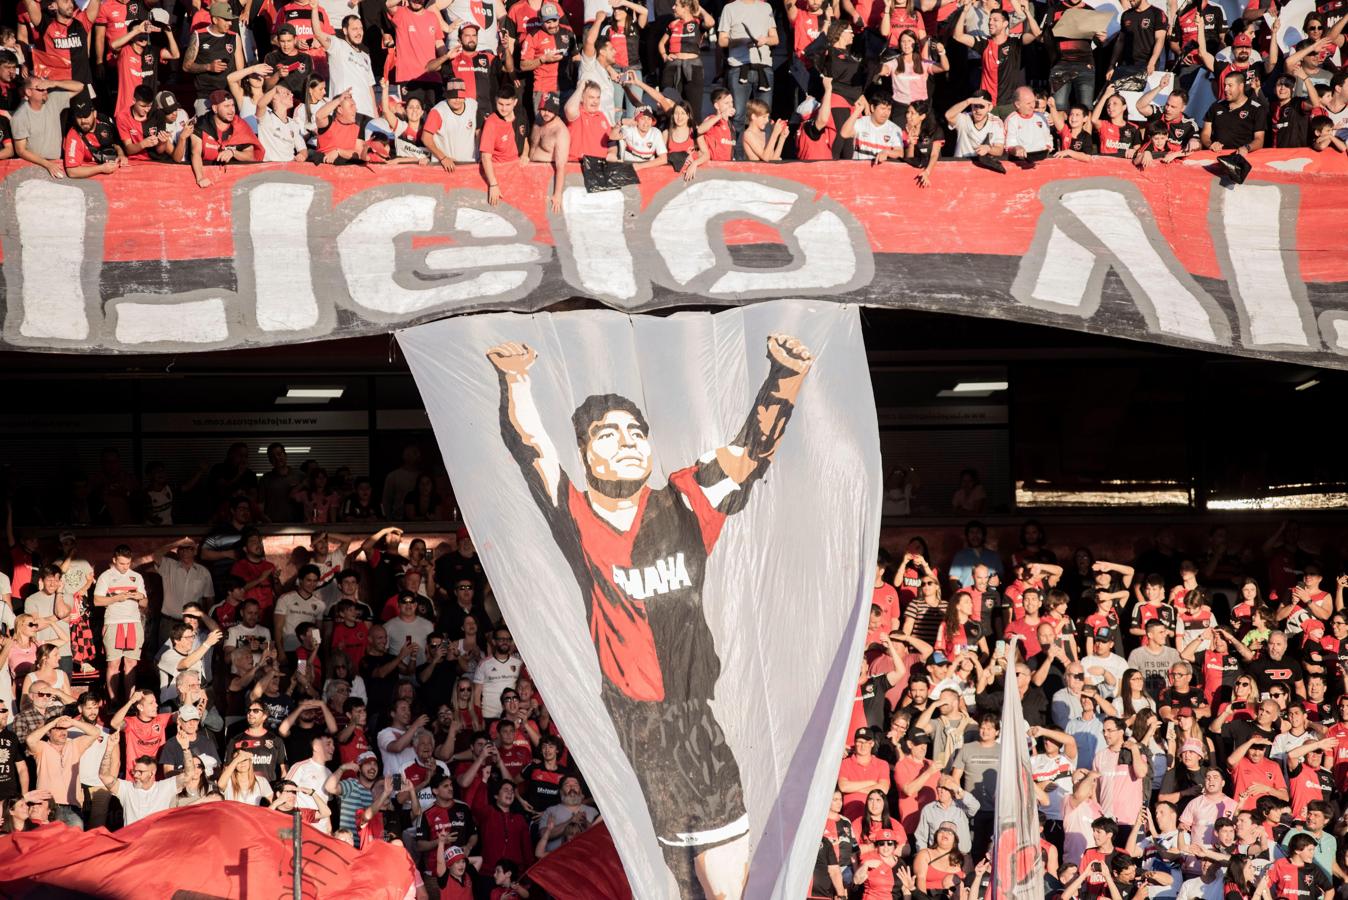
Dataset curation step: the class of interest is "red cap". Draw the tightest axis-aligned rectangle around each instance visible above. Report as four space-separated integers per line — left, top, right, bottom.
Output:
455 526 470 540
875 828 899 843
1232 32 1253 47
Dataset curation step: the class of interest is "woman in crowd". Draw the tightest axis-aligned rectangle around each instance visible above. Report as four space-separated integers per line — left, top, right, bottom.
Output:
219 750 274 805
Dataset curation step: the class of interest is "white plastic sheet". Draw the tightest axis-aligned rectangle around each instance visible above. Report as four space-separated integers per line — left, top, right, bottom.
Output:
398 300 881 898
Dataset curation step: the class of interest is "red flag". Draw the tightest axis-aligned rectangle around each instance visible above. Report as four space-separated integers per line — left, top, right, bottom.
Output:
526 823 633 900
0 802 416 899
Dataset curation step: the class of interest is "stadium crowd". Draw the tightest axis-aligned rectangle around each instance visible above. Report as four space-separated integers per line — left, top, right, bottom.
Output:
0 0 1345 198
815 518 1348 900
2 430 1347 900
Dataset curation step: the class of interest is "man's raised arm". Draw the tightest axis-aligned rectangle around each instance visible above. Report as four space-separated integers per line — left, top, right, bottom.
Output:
487 342 563 507
699 334 813 508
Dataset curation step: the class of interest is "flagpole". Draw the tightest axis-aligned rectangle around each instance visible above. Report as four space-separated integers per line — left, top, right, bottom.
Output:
292 807 303 900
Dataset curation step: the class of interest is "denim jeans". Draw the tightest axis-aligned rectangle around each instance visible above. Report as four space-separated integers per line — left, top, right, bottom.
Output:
728 62 773 135
1051 61 1096 110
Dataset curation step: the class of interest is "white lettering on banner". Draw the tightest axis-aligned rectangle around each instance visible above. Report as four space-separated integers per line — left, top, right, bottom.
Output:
1 168 1342 365
612 554 692 601
1012 179 1232 345
1208 182 1319 350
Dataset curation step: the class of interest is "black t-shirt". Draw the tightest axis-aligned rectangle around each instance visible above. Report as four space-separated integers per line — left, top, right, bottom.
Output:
1118 6 1167 67
1271 99 1311 148
264 49 313 94
858 674 891 732
360 650 400 719
1060 126 1094 154
0 728 23 801
436 552 487 600
1204 97 1268 149
520 762 574 810
1247 653 1304 693
0 114 13 156
809 838 840 898
226 728 289 782
1158 761 1203 800
283 721 332 764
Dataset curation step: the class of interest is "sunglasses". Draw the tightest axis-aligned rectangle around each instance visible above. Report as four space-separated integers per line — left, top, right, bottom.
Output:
455 586 473 591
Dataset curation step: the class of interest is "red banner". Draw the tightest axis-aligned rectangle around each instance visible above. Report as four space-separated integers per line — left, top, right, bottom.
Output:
1 152 1345 366
0 802 416 899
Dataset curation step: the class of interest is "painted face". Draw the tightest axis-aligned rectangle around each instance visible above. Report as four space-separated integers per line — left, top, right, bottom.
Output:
583 411 652 483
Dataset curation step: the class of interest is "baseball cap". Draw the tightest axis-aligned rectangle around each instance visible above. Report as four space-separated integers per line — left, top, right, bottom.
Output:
935 821 959 835
905 730 932 747
355 750 377 765
853 726 874 741
1302 619 1327 640
209 0 236 18
276 22 297 36
444 845 466 863
929 651 951 666
875 828 899 843
1232 32 1253 47
455 527 470 541
1093 626 1114 642
150 6 171 25
634 105 655 121
70 97 95 118
58 531 76 543
540 2 561 19
1179 739 1203 756
538 92 561 116
209 89 231 107
458 21 480 34
178 704 201 722
1177 706 1194 718
155 90 181 114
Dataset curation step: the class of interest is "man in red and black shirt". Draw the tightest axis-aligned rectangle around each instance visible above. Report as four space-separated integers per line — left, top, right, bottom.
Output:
63 94 125 177
116 84 173 159
190 89 262 187
1171 0 1224 86
114 22 158 116
953 0 1041 115
520 3 576 113
385 0 453 108
432 22 504 108
25 0 98 85
1134 78 1199 165
487 333 814 896
698 87 737 160
0 51 23 114
415 771 478 875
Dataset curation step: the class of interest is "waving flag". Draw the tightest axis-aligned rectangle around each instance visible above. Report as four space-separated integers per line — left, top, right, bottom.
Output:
399 301 881 898
991 636 1046 899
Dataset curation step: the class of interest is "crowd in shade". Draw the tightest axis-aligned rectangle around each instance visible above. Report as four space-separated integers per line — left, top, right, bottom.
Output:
0 0 1345 201
815 517 1348 900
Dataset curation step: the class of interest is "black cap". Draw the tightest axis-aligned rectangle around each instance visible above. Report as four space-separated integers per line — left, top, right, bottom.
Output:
1214 151 1252 185
1094 626 1114 642
70 97 96 118
853 726 874 741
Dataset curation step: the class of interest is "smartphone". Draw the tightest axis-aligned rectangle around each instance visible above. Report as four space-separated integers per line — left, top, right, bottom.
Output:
296 659 308 673
392 774 403 791
994 640 1006 657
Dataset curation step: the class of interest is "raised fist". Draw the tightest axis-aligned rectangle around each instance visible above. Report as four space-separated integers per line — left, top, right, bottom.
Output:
767 333 813 375
486 341 537 375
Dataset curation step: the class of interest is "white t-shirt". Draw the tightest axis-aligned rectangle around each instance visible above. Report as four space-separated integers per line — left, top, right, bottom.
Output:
75 727 112 787
473 653 523 719
288 757 333 830
223 778 273 805
1175 876 1224 900
25 591 72 658
1081 651 1129 698
851 116 904 161
951 111 1006 158
116 777 179 825
327 38 377 117
383 616 434 665
1004 110 1053 154
718 0 775 66
377 726 418 777
576 50 616 122
620 124 666 161
275 591 326 651
311 548 347 610
258 109 307 162
94 568 147 626
1031 752 1074 821
158 647 205 701
425 98 480 162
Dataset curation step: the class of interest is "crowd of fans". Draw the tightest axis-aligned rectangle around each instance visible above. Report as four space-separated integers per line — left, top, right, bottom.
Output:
814 518 1348 900
0 0 1345 199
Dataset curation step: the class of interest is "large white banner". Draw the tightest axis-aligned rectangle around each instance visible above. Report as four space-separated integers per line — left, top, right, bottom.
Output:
398 301 881 898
